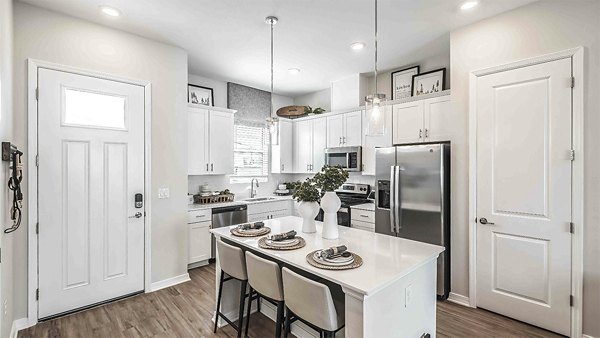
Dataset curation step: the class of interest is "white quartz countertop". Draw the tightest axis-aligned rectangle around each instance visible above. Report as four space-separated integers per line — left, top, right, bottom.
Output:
351 202 375 211
188 195 293 211
210 216 444 297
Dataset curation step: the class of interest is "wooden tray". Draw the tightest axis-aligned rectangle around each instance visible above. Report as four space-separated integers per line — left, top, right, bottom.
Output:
276 105 306 117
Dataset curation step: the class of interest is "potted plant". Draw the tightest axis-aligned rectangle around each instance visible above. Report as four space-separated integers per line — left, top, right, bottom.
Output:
292 178 321 233
303 106 326 116
313 165 349 239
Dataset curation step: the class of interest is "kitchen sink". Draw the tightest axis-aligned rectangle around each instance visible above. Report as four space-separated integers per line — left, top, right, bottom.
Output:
243 197 277 202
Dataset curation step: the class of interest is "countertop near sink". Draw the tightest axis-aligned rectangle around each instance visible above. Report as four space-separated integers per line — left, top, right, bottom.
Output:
188 195 293 211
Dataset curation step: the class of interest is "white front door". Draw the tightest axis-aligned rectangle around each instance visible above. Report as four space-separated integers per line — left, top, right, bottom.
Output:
475 58 572 335
37 68 145 319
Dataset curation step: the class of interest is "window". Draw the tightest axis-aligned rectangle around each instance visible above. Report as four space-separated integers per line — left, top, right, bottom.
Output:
230 123 269 183
63 88 126 129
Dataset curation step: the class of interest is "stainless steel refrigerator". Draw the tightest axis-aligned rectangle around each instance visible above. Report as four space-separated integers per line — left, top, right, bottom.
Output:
375 142 450 299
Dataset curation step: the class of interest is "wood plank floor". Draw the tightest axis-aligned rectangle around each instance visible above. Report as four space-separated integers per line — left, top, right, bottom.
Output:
20 263 562 338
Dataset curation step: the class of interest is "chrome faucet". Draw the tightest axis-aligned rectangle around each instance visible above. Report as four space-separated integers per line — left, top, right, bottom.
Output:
250 178 259 198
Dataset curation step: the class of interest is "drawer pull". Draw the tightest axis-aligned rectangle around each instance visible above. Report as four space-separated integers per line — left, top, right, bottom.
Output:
196 215 206 218
360 214 369 218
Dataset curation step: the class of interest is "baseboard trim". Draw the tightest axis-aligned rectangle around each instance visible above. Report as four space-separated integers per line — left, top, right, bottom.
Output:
188 260 210 270
447 292 472 307
149 273 190 292
259 300 319 338
10 318 31 338
583 334 596 338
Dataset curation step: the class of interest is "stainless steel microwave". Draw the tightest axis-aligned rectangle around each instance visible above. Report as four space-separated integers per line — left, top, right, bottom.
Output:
324 146 362 172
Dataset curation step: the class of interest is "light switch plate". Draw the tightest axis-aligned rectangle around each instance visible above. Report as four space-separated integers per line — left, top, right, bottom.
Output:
158 188 170 199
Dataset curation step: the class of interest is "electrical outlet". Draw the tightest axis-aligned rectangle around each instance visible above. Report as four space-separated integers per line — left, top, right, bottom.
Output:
405 284 413 308
4 299 8 315
158 188 170 199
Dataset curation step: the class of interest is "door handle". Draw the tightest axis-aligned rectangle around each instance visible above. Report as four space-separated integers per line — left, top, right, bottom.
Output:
211 163 214 172
129 212 143 219
425 128 429 138
281 164 284 171
479 217 495 225
206 163 209 172
419 129 423 139
339 137 342 145
343 136 346 144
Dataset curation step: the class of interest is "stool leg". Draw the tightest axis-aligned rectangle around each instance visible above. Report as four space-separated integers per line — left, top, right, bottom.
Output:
257 294 261 312
214 270 225 333
275 301 284 338
237 280 248 338
283 307 291 338
244 286 253 338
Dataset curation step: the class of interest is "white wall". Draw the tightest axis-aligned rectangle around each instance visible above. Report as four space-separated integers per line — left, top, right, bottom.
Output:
188 73 228 108
450 1 600 336
294 87 331 111
13 2 189 320
0 0 15 336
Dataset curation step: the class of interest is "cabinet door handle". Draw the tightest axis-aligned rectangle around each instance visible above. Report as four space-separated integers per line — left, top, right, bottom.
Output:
425 128 429 138
360 214 369 218
343 136 346 144
419 129 423 139
281 164 284 171
211 163 214 172
339 137 342 145
206 163 209 171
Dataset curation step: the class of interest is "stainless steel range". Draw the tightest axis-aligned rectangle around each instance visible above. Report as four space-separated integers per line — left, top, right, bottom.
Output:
316 183 371 226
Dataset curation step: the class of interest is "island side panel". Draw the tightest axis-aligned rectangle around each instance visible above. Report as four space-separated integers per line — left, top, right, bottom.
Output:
343 258 438 338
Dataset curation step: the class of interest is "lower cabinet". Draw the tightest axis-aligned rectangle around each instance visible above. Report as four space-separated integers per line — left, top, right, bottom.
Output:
188 209 212 265
247 200 293 222
350 207 375 232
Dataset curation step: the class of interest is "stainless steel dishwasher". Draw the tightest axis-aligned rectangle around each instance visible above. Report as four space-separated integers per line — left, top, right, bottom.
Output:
211 204 247 257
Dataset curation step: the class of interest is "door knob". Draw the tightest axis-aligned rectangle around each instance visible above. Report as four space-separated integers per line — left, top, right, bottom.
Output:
129 212 143 219
479 217 494 225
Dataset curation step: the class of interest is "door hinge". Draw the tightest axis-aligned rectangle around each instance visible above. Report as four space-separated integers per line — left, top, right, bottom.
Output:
36 222 39 235
35 87 39 100
0 248 2 263
570 77 575 89
569 222 574 234
569 150 575 161
36 289 39 301
570 295 574 307
36 154 39 167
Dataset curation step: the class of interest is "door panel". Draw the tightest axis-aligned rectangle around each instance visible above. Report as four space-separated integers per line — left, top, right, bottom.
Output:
294 120 312 173
188 108 209 175
475 58 572 336
209 110 234 174
326 115 343 148
343 111 362 147
38 68 145 318
393 101 423 144
312 118 327 172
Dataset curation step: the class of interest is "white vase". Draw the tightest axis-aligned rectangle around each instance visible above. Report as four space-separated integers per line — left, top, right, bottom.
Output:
320 191 341 239
297 201 319 233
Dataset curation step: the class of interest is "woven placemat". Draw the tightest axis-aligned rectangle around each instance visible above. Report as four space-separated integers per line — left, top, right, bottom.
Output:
258 237 306 250
306 250 363 270
230 227 271 237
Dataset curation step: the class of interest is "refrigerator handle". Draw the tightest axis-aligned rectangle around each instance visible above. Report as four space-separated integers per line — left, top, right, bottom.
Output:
394 166 401 232
389 166 396 233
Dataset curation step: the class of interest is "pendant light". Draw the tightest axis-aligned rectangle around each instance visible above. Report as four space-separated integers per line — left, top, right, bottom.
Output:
265 16 280 145
365 0 386 136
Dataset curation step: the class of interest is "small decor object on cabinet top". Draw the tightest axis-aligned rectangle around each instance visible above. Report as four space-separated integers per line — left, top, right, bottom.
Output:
412 68 446 97
276 105 306 117
303 106 326 116
188 84 214 107
391 66 419 100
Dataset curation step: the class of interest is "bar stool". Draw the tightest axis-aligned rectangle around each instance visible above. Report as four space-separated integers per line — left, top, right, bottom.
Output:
244 251 285 338
214 239 249 338
281 267 345 338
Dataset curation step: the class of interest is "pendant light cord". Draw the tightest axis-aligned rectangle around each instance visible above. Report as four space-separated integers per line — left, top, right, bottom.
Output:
270 19 274 119
374 0 378 94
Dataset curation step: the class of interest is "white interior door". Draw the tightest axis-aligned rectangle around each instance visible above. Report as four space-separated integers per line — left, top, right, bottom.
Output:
475 58 572 336
38 68 145 319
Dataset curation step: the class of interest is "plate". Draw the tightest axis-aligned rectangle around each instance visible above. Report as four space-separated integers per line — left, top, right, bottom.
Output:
313 252 355 266
237 227 264 234
267 238 300 247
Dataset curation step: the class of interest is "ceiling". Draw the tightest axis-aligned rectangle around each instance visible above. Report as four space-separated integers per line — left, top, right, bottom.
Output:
20 0 537 96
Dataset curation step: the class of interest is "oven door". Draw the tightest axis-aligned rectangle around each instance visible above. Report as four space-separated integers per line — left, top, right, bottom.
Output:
316 207 350 226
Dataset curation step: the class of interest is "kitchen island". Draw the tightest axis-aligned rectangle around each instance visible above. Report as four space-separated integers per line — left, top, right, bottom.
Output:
210 216 444 338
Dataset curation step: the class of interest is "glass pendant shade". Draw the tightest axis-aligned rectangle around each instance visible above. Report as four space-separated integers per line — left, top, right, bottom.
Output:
366 93 386 136
266 116 279 145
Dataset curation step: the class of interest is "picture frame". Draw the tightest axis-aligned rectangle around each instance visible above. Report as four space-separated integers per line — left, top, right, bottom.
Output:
188 84 214 106
391 66 420 100
411 68 446 96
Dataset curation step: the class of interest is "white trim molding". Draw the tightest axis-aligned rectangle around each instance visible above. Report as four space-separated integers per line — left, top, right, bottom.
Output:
468 47 585 338
447 293 471 308
26 59 153 325
10 318 31 338
149 273 191 292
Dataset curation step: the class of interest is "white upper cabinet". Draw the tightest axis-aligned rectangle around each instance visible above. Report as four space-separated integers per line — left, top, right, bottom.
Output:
293 116 327 173
362 108 392 175
392 101 424 144
271 119 294 173
188 105 235 175
423 96 452 142
326 110 362 147
188 107 209 175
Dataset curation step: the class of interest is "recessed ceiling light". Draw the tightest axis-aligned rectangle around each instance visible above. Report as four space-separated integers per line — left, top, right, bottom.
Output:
350 42 365 51
460 1 479 11
288 68 301 75
100 5 121 17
